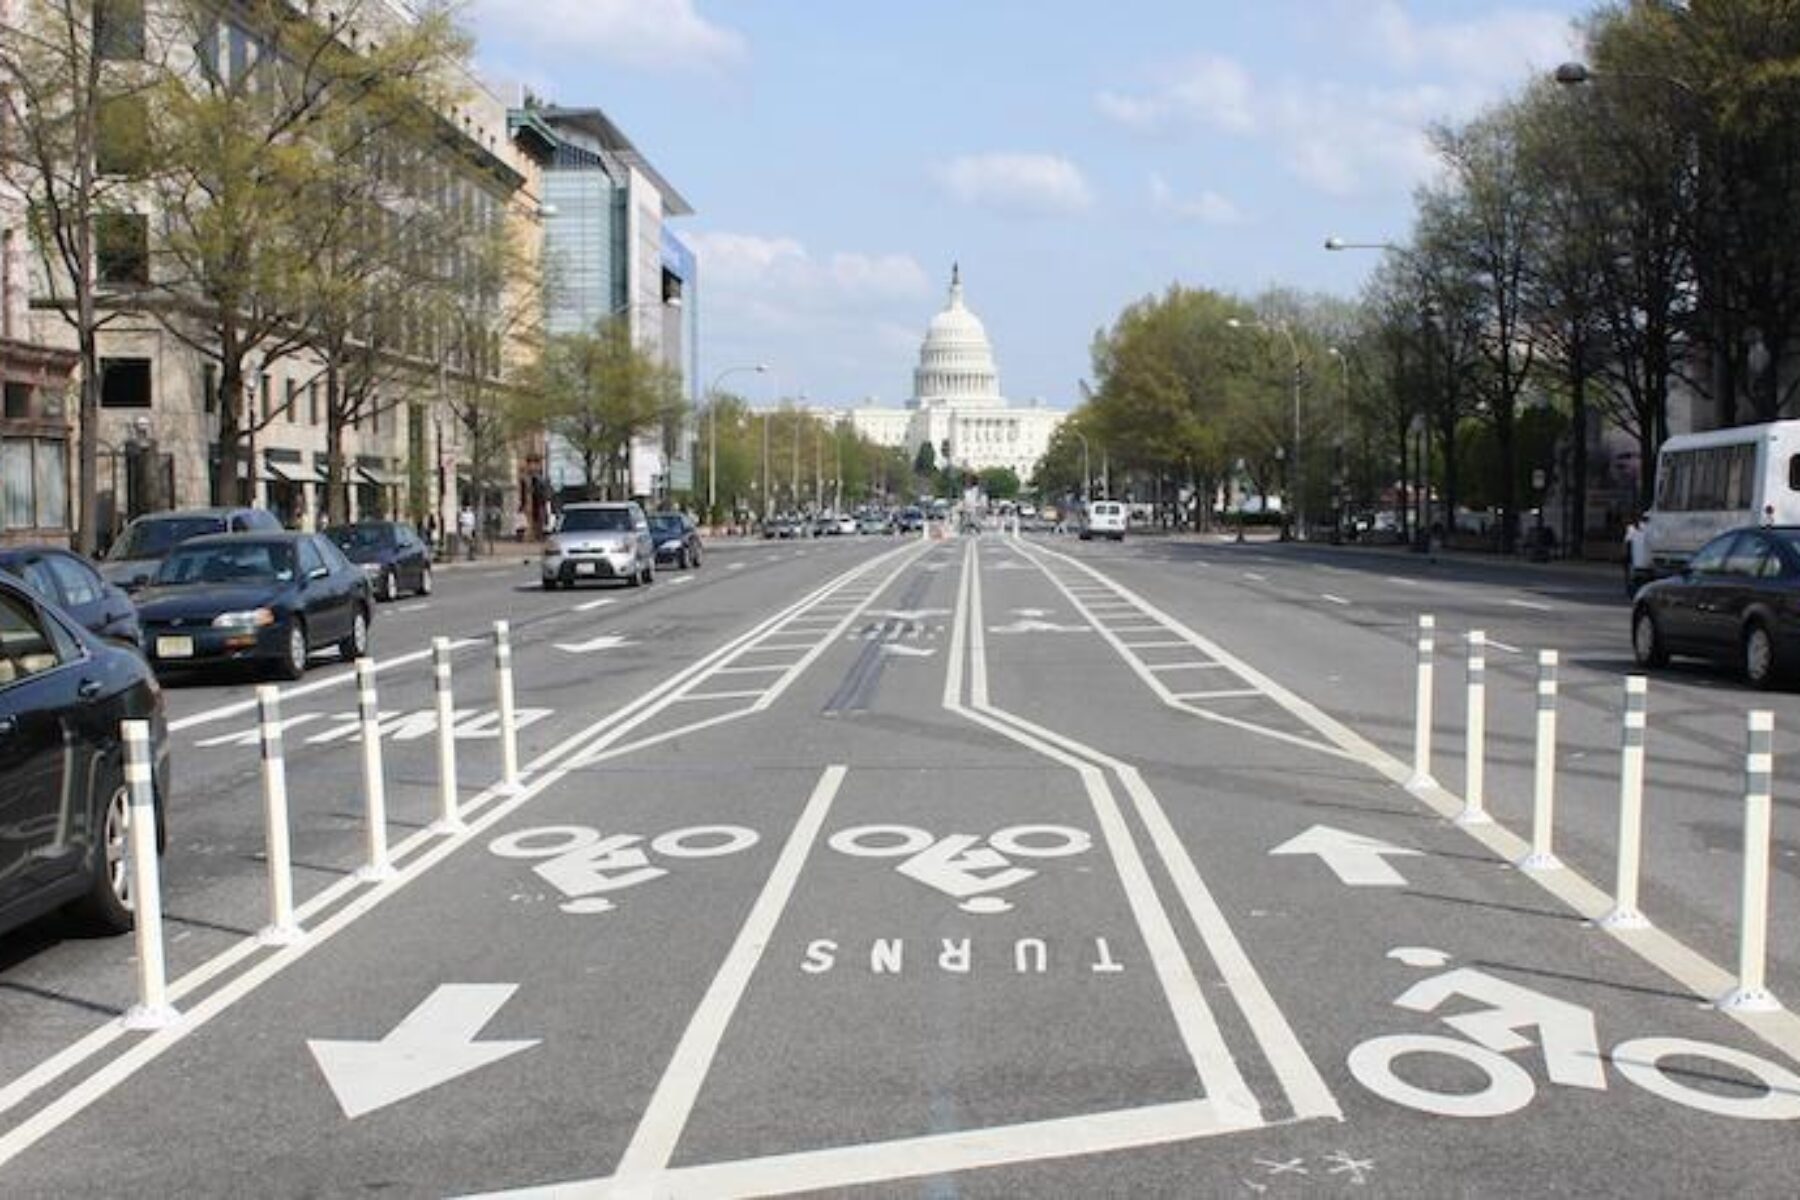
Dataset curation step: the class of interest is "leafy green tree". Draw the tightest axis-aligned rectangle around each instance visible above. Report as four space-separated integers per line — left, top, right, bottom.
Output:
912 439 937 480
978 466 1020 501
526 317 683 501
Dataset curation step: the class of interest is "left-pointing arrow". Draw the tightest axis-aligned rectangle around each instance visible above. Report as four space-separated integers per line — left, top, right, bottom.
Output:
1269 824 1421 887
309 984 539 1119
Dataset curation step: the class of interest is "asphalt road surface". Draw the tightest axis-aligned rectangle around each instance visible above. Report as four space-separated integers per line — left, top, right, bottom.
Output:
1 530 1797 1197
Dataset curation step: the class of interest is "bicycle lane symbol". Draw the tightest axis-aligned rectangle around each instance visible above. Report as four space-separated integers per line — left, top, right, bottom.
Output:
827 824 1091 914
489 825 760 914
1349 947 1800 1122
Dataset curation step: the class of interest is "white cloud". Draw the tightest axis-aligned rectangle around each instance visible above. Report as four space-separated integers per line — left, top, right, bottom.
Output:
935 153 1096 217
1096 6 1579 198
1148 173 1242 225
470 0 745 72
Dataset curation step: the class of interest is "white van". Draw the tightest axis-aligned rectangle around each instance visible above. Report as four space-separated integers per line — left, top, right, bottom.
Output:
1080 501 1128 541
1645 419 1800 571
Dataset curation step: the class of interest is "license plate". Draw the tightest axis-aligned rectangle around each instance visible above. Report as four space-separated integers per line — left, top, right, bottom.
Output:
576 561 598 576
156 636 195 659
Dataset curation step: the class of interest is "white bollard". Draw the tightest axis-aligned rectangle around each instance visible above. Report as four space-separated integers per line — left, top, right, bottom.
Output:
1601 676 1651 929
1720 711 1781 1012
1521 651 1561 871
355 658 394 881
430 637 465 834
1408 615 1436 790
120 719 179 1030
255 686 304 945
1458 631 1490 825
494 620 521 792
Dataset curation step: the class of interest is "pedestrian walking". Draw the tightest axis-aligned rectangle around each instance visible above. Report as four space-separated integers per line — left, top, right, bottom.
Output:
1624 514 1653 596
513 508 527 542
458 504 476 560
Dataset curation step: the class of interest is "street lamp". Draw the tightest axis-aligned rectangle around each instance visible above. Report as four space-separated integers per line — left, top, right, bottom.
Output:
1069 429 1092 502
1227 317 1304 541
707 364 768 522
1328 346 1351 540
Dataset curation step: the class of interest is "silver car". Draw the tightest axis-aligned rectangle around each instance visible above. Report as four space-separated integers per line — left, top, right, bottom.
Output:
541 502 656 590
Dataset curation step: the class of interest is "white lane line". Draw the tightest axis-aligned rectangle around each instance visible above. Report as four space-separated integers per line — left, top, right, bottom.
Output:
1120 640 1191 649
1506 598 1552 612
672 690 769 703
1025 539 1800 1070
168 646 434 732
1385 575 1419 587
574 598 616 613
1171 689 1264 701
1106 624 1167 634
728 563 746 571
0 544 922 1142
711 664 789 675
610 765 847 1183
1486 638 1522 654
1148 662 1225 672
395 603 431 615
1243 572 1267 582
665 575 695 586
1320 594 1350 606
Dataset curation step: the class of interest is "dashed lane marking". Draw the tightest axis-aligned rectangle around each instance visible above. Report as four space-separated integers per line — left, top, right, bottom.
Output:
1320 594 1350 606
1505 598 1552 612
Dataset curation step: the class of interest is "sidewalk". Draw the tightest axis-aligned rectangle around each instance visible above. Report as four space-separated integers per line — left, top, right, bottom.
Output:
1153 527 1626 583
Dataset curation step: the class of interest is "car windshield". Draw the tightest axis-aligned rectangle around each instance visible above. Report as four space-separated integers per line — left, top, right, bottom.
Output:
329 525 395 552
648 516 683 534
155 542 295 586
561 508 632 532
109 516 225 560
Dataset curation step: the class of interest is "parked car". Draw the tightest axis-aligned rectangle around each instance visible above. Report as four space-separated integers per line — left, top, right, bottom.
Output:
326 521 433 601
101 507 283 594
857 513 892 535
0 546 142 648
0 573 169 936
896 507 926 533
830 515 859 536
135 533 373 680
648 513 704 569
542 502 655 590
1631 525 1800 688
764 515 803 540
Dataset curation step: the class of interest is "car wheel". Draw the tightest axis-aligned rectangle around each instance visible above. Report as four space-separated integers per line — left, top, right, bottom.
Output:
691 547 702 569
626 565 642 589
1631 607 1668 669
418 564 434 596
676 549 689 570
70 781 135 932
340 607 370 660
643 559 655 585
278 620 309 680
542 578 558 592
380 569 398 602
1745 621 1780 690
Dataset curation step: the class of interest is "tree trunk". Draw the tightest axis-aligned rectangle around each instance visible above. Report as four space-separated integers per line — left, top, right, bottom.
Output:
75 320 101 553
1569 346 1588 558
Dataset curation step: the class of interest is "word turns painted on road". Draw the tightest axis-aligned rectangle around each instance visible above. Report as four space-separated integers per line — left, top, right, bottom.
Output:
828 823 1091 914
800 936 1127 977
196 707 553 749
489 824 759 914
1350 948 1800 1122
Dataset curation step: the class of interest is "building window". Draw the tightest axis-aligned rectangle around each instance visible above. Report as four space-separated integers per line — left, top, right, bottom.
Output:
100 358 151 408
309 381 320 426
96 212 148 285
260 373 272 422
3 382 30 419
202 363 218 414
285 378 297 422
94 0 146 62
0 437 69 531
96 94 150 176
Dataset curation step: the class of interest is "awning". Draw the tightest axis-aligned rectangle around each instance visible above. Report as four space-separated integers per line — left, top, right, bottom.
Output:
259 460 296 484
357 465 406 488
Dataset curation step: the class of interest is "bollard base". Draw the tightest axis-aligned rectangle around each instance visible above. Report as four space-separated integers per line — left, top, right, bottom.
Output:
1404 772 1437 793
356 861 398 883
1717 986 1782 1014
1599 906 1650 931
1518 851 1562 873
493 779 527 797
429 817 468 837
121 1002 182 1031
257 922 306 947
1454 806 1494 827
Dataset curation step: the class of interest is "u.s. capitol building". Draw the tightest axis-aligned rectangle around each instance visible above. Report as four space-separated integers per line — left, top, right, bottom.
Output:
840 265 1064 481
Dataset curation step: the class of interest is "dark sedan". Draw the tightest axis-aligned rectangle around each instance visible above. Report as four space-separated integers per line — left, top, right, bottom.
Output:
135 533 373 680
327 521 434 601
648 513 703 569
1631 525 1800 688
1 573 169 937
100 506 282 593
0 546 142 648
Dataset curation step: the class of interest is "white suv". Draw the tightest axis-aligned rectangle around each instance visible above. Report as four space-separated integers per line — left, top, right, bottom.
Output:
542 502 656 590
1080 501 1128 542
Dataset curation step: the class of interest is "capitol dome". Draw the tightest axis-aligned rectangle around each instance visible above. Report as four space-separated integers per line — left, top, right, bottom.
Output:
913 264 1002 409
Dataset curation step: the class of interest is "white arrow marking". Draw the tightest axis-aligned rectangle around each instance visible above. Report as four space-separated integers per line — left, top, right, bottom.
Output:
868 608 949 621
988 618 1089 634
1269 825 1422 887
881 644 937 658
308 984 538 1119
555 634 634 654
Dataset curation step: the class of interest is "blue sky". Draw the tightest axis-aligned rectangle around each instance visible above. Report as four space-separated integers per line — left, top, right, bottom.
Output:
467 0 1590 412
